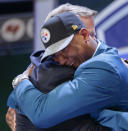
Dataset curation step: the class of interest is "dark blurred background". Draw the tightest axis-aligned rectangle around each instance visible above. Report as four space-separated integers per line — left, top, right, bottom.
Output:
1 0 128 130
0 0 33 130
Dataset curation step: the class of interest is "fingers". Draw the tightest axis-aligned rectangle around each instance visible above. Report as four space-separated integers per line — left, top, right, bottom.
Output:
6 108 16 131
28 64 34 77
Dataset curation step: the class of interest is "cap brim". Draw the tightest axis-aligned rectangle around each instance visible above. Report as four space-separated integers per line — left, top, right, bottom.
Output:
41 34 74 61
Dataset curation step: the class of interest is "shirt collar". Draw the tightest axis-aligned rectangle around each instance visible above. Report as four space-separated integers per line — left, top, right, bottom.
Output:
92 39 101 57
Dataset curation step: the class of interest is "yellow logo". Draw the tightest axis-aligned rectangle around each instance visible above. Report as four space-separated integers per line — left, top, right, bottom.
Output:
72 25 78 30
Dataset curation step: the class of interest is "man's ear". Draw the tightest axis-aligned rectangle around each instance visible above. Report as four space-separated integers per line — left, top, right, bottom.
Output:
79 28 89 41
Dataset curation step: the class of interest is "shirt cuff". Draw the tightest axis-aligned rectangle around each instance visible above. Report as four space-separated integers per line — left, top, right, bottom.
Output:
7 79 34 113
7 90 18 111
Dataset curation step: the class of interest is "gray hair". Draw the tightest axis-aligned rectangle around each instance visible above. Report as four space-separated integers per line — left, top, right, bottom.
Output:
45 3 97 22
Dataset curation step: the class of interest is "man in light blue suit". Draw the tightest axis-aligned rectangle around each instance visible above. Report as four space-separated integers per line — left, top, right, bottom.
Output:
7 12 128 131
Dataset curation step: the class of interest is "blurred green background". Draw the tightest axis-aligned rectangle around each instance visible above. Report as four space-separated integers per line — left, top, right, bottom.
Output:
1 54 31 130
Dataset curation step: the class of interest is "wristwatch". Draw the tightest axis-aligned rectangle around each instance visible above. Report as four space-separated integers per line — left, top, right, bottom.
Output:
12 74 28 88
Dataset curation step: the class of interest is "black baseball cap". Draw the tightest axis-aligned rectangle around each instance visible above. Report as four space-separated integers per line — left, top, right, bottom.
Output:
40 12 86 61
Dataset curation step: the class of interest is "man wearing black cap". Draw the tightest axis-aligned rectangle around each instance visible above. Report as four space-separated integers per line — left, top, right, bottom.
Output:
7 12 128 131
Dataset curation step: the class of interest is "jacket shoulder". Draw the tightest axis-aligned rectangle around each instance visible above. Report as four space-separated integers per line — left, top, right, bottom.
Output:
76 53 121 76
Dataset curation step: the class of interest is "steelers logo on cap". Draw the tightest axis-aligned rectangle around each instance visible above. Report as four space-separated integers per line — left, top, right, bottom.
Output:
41 28 51 43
